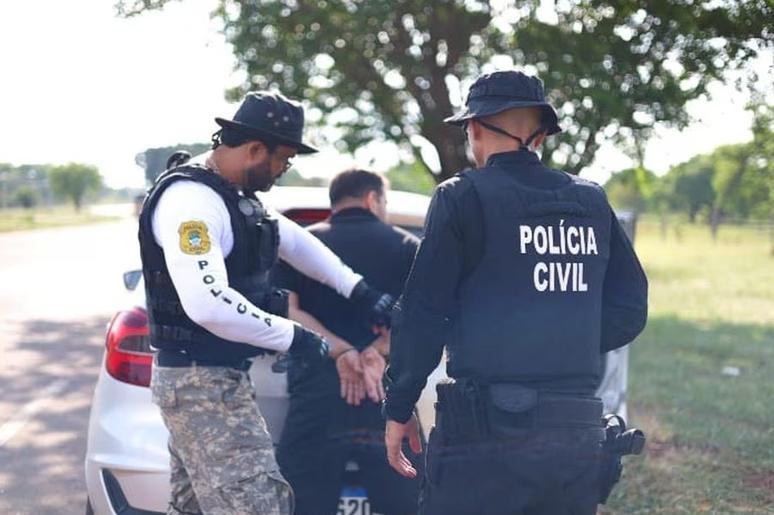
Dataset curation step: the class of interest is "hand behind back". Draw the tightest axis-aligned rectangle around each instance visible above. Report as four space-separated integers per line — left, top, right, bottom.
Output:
360 346 386 403
336 349 365 406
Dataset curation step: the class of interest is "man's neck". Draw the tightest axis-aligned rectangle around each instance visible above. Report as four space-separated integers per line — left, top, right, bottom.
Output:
205 152 222 174
331 198 369 215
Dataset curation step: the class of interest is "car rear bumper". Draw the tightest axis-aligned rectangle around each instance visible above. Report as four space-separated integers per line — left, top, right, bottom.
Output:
85 366 169 515
86 467 165 515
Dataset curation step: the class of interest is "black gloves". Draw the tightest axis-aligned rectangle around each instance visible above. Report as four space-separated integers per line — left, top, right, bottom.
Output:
288 325 331 370
350 279 395 327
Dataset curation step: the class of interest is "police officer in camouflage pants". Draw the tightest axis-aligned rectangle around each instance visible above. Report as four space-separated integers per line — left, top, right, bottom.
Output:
139 91 393 515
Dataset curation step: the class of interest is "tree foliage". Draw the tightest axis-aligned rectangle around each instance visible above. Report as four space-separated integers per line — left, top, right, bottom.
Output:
48 163 103 211
136 142 211 185
659 154 716 223
644 97 774 230
117 0 772 184
13 186 39 209
703 97 774 232
745 95 774 221
604 166 656 212
276 167 328 186
385 161 437 195
0 164 50 209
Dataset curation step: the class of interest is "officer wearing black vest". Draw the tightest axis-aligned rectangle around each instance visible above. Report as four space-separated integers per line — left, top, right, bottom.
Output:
383 70 649 515
138 91 394 515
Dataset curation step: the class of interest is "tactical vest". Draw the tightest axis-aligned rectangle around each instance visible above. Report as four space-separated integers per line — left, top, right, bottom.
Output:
137 165 281 363
447 166 612 391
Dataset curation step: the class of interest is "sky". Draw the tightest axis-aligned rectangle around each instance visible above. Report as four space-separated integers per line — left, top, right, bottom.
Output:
0 0 764 189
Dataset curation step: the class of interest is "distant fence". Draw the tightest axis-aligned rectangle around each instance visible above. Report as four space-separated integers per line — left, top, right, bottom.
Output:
636 213 774 249
616 211 638 243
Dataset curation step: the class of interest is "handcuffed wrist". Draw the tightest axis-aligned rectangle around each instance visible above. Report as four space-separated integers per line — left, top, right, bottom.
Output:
363 345 387 358
333 347 358 360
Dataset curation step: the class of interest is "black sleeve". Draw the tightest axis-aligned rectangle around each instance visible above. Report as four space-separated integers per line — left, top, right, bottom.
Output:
383 177 483 423
600 209 649 352
402 233 420 272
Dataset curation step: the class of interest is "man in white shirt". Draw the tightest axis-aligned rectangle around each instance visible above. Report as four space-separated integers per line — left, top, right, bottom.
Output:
138 91 393 515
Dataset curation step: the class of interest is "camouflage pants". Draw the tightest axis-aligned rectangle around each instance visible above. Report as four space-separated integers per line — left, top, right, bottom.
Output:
151 363 293 515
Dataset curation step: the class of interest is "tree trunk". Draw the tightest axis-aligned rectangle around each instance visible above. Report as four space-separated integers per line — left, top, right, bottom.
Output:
770 208 774 256
421 123 473 184
709 205 722 241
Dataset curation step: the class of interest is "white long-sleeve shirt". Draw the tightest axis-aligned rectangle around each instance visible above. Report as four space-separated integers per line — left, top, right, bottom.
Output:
151 180 363 352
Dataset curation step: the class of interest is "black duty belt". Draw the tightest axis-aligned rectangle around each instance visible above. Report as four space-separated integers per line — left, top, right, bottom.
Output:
533 393 603 427
436 378 604 440
489 383 603 428
155 350 253 371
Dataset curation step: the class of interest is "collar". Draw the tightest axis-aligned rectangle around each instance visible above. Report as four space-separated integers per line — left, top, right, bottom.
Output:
485 149 543 168
330 207 379 223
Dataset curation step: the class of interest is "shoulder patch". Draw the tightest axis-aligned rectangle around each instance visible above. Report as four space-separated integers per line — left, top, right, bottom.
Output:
178 221 212 255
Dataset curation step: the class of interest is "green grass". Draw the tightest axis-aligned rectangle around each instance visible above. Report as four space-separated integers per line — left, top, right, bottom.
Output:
0 205 123 233
601 218 774 515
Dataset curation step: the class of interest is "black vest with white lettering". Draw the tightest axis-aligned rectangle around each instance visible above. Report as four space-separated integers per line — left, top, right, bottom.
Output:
138 165 280 362
449 164 612 393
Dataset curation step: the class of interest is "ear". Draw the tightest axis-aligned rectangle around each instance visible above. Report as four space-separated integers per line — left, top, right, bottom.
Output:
247 141 268 161
365 189 380 211
531 132 547 150
469 119 483 141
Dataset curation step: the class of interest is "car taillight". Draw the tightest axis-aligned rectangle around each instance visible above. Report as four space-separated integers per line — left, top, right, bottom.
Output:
282 208 330 225
105 307 152 387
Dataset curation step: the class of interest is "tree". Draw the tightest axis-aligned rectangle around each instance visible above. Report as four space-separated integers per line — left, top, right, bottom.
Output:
717 96 774 249
13 186 39 209
705 111 773 235
657 133 772 237
660 155 716 223
747 96 774 254
276 168 328 186
603 166 656 212
136 142 211 185
118 0 773 183
48 163 103 211
385 161 436 195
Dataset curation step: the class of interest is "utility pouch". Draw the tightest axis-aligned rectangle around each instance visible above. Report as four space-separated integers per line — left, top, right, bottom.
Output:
262 287 290 318
435 378 489 443
255 216 280 272
486 383 539 431
598 414 646 504
242 195 280 274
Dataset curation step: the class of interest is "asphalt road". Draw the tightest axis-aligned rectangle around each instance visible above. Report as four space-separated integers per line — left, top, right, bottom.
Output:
0 205 140 515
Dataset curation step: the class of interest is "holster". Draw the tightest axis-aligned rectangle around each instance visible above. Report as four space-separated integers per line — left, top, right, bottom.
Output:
598 448 623 504
260 287 290 318
598 414 646 504
435 378 489 443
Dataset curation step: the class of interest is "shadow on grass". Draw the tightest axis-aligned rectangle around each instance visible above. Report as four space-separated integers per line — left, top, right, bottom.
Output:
602 314 774 514
0 317 107 515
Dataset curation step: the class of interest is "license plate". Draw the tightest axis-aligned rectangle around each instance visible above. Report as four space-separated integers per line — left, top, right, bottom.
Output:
337 486 371 515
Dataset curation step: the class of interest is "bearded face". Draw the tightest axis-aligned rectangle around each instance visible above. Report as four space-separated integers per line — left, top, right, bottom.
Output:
242 157 275 194
241 146 296 194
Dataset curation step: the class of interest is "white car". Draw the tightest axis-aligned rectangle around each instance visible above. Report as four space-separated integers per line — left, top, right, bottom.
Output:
84 185 630 515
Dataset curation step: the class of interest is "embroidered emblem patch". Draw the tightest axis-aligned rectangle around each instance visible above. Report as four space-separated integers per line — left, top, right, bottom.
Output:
178 221 211 255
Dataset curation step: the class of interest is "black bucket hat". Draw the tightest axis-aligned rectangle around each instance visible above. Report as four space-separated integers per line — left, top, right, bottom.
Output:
215 91 319 154
444 70 561 135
